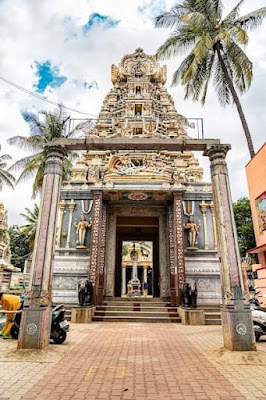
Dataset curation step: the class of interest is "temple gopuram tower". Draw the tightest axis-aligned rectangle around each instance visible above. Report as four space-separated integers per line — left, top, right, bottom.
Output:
53 49 220 308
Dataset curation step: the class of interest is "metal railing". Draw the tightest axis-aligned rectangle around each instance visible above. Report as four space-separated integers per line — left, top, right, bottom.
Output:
66 117 204 139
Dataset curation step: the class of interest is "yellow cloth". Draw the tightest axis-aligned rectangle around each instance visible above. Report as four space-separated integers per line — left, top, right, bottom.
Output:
0 294 21 339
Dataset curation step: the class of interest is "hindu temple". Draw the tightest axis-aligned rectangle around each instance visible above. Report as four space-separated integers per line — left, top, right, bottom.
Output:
52 49 221 308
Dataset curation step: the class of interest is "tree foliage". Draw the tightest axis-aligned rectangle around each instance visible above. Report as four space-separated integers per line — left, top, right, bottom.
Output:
233 197 256 257
0 145 15 191
8 106 78 197
20 203 39 250
155 0 266 158
9 225 30 271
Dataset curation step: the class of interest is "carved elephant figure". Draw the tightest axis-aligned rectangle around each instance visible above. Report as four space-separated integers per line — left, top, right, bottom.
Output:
78 278 93 306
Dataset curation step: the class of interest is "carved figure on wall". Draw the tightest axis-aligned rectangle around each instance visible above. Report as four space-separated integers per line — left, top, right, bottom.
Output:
184 215 201 249
75 214 92 249
78 278 93 306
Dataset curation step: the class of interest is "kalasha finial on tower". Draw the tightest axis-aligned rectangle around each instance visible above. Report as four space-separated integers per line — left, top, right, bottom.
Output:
135 47 144 53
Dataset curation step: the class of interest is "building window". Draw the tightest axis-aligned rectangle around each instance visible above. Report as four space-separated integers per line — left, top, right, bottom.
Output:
136 86 141 95
135 104 142 116
134 128 143 135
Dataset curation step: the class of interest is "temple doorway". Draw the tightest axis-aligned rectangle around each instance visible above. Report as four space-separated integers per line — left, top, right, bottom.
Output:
115 217 159 297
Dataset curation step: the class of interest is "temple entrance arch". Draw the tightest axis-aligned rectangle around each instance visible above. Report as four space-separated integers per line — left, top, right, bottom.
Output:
115 216 159 297
105 205 170 299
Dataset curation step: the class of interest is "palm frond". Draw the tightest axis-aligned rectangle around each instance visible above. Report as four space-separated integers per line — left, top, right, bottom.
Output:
0 170 15 189
172 53 195 86
226 41 253 92
155 5 188 29
8 152 43 172
156 31 198 60
7 136 43 153
234 8 266 31
213 55 233 105
0 154 12 162
180 11 209 28
222 0 245 25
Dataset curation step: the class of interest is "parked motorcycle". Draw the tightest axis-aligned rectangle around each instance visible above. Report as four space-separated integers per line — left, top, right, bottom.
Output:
250 292 266 342
10 303 69 344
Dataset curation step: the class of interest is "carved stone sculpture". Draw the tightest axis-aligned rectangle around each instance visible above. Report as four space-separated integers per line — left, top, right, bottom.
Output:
78 278 93 306
75 214 92 249
184 215 201 249
181 282 197 308
181 283 190 307
190 281 198 308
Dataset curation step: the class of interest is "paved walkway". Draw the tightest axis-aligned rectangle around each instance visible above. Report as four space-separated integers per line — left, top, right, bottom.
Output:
1 323 266 400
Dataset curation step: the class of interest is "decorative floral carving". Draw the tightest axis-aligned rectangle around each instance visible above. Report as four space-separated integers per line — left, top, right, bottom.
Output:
89 195 102 283
174 197 185 288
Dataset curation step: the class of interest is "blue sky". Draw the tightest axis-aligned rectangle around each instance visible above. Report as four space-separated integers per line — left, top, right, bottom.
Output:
33 61 67 93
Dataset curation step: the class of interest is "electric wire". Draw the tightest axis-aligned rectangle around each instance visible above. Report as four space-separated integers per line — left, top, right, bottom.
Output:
0 75 98 118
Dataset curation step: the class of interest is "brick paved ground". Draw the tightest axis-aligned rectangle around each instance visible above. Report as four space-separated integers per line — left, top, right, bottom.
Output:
0 323 266 400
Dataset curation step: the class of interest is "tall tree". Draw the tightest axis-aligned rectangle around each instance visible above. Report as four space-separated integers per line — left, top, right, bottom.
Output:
19 203 39 250
233 197 256 257
8 106 78 197
0 145 15 190
155 0 266 158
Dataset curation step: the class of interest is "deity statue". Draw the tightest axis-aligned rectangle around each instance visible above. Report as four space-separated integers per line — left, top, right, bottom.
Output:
75 214 92 249
184 215 201 249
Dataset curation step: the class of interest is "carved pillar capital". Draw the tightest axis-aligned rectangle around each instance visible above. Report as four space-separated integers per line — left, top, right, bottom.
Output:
44 145 67 176
68 199 76 212
59 199 66 210
204 144 231 176
199 200 208 214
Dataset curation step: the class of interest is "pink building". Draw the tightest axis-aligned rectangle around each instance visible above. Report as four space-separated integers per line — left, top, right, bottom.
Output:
246 143 266 305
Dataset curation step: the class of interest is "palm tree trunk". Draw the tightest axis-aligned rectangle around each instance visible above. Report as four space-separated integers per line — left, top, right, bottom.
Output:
216 47 255 159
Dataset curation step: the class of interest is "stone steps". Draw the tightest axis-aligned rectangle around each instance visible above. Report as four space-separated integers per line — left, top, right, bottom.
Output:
93 298 180 323
92 315 181 323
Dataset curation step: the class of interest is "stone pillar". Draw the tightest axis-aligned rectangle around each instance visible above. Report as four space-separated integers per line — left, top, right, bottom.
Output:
89 193 103 304
56 199 66 248
171 194 185 306
97 202 108 304
209 201 218 250
18 145 66 349
204 144 255 351
66 199 76 249
122 265 126 296
200 200 209 250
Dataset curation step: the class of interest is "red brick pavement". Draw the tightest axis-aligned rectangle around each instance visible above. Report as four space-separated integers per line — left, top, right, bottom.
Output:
18 323 248 400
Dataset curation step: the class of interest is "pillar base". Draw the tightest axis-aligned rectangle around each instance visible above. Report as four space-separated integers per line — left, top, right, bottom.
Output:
178 307 205 325
71 306 95 323
222 300 256 351
17 306 52 349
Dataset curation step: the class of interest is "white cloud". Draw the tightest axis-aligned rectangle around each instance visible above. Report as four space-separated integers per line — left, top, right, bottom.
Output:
0 0 265 225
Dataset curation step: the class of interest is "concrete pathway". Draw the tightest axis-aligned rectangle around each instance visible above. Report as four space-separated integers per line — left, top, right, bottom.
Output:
0 323 266 400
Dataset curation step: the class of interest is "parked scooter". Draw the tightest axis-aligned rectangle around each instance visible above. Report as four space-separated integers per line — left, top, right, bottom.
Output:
10 303 69 344
250 292 266 342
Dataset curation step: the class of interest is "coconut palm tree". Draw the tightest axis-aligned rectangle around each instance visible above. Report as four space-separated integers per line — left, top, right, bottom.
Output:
0 145 15 190
20 203 39 250
8 106 78 197
155 0 266 158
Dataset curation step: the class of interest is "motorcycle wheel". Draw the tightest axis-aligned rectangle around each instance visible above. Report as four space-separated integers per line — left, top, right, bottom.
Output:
255 333 261 342
51 329 66 344
10 324 19 340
